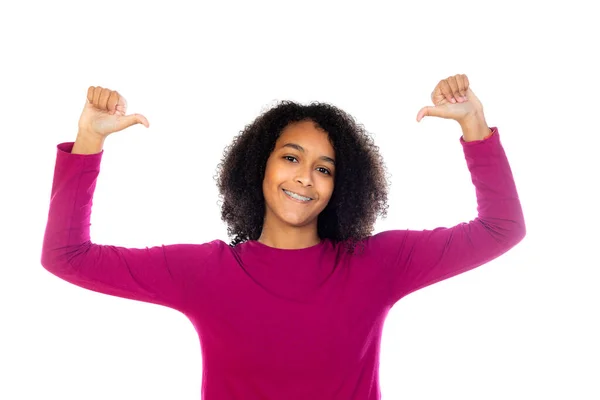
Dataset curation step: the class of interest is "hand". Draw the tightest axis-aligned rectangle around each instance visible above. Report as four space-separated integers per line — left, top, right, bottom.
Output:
416 74 484 125
78 86 149 139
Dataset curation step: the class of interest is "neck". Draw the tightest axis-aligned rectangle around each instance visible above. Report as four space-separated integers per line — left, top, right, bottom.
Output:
257 224 321 250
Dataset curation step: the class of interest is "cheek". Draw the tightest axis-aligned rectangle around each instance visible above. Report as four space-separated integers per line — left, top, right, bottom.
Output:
265 161 293 188
262 160 276 186
262 162 284 197
319 181 335 203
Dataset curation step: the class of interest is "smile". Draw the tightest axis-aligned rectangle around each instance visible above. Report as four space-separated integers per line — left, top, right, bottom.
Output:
283 189 312 202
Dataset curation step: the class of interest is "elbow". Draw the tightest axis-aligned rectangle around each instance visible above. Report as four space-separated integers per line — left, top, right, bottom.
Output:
508 221 526 247
40 253 73 276
40 244 86 276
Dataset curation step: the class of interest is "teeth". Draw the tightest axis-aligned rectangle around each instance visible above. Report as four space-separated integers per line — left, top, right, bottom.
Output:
284 189 311 201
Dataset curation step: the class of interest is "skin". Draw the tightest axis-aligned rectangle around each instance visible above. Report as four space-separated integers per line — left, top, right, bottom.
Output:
257 120 336 249
75 74 488 244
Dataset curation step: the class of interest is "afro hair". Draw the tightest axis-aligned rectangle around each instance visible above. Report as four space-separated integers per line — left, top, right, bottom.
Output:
214 100 390 255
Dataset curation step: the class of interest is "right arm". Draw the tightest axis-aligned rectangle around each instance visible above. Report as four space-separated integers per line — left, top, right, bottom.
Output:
41 139 217 312
41 86 215 312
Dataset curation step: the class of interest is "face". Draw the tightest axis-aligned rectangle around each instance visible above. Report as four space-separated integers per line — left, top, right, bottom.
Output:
262 120 336 231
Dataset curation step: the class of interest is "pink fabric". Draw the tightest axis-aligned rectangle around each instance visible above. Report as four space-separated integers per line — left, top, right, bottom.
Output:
41 126 525 399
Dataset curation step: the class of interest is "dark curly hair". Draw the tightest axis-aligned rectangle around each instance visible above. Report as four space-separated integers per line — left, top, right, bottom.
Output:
214 100 390 255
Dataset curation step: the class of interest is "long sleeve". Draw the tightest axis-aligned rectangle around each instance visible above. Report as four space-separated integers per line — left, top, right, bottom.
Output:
365 127 526 306
40 142 217 312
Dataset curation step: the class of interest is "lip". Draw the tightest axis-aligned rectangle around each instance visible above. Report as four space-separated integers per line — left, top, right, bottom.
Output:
282 188 313 203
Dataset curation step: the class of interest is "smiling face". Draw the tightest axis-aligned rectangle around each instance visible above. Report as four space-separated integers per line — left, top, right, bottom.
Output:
261 120 336 236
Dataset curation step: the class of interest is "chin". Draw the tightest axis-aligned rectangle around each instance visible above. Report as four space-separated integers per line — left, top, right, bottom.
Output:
280 216 314 228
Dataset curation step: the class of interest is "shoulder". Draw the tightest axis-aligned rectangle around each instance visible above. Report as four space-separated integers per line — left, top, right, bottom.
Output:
361 230 410 251
161 239 229 265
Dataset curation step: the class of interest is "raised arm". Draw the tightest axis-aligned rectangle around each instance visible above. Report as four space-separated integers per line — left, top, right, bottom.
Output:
366 75 526 306
40 87 216 312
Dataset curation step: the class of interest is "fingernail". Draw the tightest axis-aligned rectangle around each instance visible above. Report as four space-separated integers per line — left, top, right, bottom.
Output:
451 98 456 103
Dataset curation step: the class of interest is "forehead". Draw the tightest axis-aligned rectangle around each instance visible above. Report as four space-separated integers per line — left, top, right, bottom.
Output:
276 121 334 153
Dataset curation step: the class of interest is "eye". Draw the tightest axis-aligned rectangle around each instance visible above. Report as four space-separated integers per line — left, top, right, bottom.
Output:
283 156 332 176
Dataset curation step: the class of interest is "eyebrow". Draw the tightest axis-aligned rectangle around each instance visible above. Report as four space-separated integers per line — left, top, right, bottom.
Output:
281 143 336 166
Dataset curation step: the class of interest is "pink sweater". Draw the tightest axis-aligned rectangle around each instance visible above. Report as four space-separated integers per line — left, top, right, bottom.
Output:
41 127 525 399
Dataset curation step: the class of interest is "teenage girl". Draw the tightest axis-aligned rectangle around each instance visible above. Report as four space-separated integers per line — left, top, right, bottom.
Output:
42 74 525 399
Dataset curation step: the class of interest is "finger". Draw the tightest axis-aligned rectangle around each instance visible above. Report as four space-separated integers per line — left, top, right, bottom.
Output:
118 113 150 131
119 95 127 111
416 106 429 122
457 74 467 99
137 114 149 128
440 79 455 103
93 86 102 106
87 86 95 103
462 75 471 100
107 91 120 115
416 105 442 122
431 85 443 104
98 89 111 111
447 76 462 102
417 104 452 122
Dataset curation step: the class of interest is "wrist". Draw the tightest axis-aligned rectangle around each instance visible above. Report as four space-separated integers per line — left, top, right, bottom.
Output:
73 130 105 154
459 110 490 142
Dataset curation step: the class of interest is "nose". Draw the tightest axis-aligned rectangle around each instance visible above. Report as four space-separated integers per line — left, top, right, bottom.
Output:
295 177 313 187
294 167 314 187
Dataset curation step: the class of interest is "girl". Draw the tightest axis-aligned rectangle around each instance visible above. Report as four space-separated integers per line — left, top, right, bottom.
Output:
41 74 525 399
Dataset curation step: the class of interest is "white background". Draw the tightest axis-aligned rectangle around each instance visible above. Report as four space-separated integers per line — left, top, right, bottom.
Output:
1 0 598 399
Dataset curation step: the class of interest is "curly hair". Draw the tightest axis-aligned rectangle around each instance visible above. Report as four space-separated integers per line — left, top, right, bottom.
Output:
214 100 390 255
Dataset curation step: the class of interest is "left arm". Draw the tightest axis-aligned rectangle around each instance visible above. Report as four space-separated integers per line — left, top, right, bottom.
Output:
369 124 525 306
366 75 526 305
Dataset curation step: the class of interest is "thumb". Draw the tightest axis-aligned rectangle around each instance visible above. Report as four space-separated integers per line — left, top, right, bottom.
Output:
416 105 448 122
116 113 150 131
